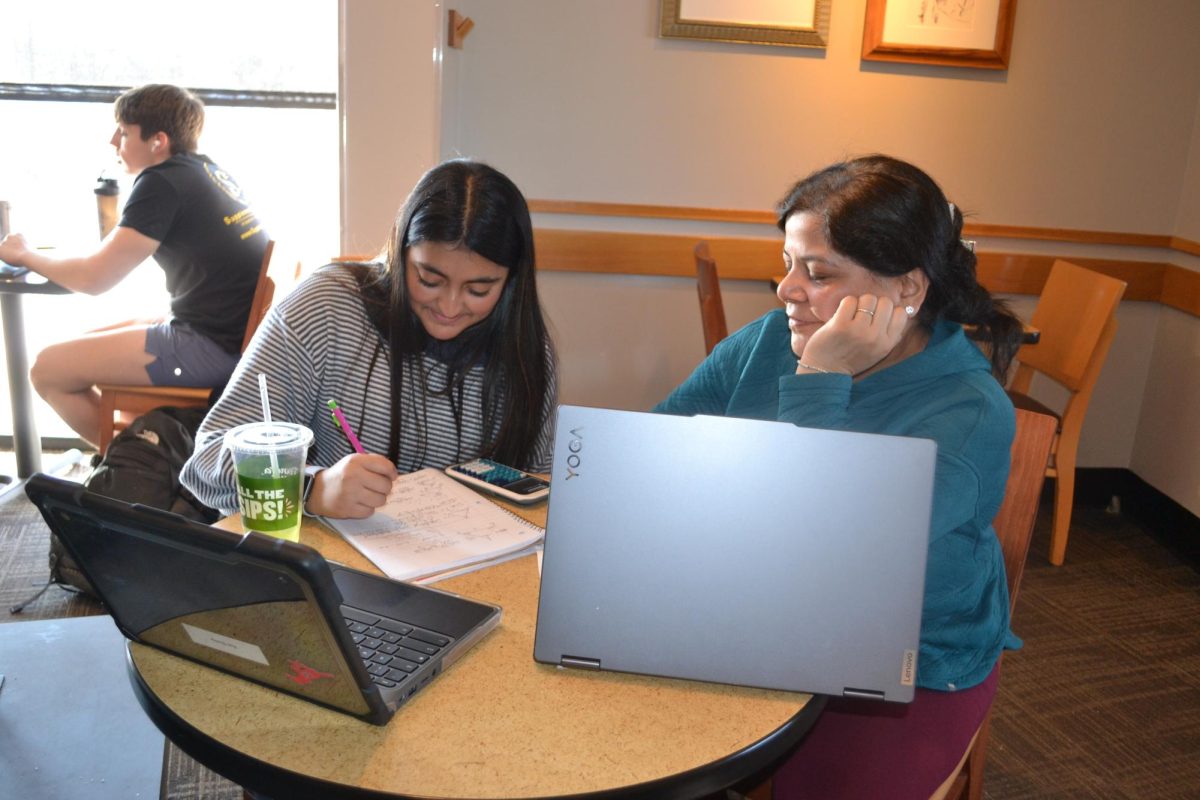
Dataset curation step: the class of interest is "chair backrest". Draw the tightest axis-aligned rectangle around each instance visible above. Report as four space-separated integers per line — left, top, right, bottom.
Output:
993 408 1058 610
266 239 308 303
239 240 276 353
934 412 1056 800
694 241 728 355
1011 260 1126 393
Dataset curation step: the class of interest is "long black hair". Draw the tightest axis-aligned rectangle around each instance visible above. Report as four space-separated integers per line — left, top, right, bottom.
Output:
777 154 1023 378
354 159 553 468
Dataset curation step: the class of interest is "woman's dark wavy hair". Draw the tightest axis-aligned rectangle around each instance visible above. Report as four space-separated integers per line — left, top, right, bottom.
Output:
776 154 1022 378
353 159 552 469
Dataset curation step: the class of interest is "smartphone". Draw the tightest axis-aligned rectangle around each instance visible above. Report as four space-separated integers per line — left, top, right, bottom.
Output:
445 459 550 505
0 262 30 279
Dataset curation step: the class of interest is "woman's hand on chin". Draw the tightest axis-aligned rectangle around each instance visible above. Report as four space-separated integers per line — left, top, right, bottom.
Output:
797 294 911 376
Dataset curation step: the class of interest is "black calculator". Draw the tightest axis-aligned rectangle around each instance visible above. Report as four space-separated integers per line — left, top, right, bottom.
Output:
445 459 550 505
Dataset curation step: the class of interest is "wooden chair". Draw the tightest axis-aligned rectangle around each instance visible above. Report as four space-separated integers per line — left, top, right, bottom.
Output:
931 407 1059 800
95 240 276 454
694 241 728 355
1005 259 1126 565
734 409 1058 800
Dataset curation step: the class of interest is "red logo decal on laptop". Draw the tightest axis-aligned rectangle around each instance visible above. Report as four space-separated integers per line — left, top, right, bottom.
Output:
286 660 335 685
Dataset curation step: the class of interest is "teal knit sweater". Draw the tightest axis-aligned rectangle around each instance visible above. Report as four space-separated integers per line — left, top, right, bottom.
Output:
655 309 1016 690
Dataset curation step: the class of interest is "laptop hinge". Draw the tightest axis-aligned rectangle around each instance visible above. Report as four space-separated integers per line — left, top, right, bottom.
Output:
842 687 886 701
559 655 601 670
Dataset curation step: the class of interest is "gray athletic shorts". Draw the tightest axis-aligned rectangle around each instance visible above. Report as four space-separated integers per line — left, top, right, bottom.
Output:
144 322 241 387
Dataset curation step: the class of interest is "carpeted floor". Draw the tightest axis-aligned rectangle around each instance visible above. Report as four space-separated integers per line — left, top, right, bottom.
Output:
2 468 1198 799
986 503 1200 799
0 464 243 800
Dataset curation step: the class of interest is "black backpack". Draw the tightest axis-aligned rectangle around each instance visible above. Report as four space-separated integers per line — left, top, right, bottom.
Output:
40 406 219 601
83 406 217 520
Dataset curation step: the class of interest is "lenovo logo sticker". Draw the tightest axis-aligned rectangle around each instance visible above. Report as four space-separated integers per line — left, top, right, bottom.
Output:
900 649 916 686
564 427 583 480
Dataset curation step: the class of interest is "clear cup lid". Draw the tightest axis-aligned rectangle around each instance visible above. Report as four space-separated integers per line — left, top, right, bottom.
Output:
223 421 314 453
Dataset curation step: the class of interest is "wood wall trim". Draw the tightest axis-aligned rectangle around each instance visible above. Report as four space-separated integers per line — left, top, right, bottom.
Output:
532 228 1200 318
964 224 1170 249
533 229 774 279
1171 236 1200 258
528 199 1200 256
974 253 1167 301
1163 264 1200 317
529 200 775 225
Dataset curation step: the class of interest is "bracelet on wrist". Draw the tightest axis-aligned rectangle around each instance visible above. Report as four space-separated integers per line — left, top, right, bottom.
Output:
798 362 844 375
301 465 323 516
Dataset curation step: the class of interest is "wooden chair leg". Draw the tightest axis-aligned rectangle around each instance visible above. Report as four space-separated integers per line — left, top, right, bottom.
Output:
97 392 118 455
965 714 991 800
1048 459 1074 566
742 776 772 799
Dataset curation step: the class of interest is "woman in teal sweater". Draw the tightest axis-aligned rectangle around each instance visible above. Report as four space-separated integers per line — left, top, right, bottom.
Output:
656 155 1024 798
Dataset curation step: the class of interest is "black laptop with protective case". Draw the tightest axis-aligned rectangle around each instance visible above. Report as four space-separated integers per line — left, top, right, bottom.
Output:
25 474 500 725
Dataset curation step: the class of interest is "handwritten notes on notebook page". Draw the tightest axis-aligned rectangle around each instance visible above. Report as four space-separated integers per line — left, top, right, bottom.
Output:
325 468 544 584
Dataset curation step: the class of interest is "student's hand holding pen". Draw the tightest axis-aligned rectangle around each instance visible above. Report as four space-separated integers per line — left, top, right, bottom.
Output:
306 399 397 519
305 454 397 519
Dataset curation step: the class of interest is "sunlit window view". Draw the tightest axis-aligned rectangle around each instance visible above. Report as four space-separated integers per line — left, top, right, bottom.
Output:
0 1 337 442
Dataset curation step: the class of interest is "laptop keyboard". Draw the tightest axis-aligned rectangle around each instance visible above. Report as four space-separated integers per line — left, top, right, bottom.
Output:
342 606 451 690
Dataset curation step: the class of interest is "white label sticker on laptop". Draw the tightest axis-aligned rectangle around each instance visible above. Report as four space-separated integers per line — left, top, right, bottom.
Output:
901 649 917 686
182 623 269 666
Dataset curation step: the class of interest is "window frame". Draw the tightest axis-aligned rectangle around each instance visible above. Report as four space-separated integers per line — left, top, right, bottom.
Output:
1 82 334 110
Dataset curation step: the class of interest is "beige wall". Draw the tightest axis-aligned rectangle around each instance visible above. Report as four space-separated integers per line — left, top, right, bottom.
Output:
338 0 443 257
439 1 1200 233
1178 97 1200 242
342 1 1200 515
1133 307 1200 514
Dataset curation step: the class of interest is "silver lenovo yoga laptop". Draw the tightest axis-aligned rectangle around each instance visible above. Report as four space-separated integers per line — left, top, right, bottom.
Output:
533 405 937 703
26 474 500 725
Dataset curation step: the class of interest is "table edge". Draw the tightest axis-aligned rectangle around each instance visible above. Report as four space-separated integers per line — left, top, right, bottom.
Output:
126 642 826 800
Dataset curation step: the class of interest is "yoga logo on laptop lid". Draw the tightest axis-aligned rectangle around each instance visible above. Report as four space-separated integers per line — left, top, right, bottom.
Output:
563 426 584 480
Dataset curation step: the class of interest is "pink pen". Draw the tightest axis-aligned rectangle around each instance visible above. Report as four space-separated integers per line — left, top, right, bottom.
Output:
327 399 365 454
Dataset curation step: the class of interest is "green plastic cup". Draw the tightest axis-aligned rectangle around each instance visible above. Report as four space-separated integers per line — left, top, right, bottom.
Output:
224 422 314 542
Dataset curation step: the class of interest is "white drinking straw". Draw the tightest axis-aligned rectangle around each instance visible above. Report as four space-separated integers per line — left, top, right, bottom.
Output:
257 373 280 476
258 373 273 422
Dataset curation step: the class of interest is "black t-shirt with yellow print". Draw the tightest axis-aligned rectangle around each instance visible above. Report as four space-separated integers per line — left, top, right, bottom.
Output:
120 153 268 354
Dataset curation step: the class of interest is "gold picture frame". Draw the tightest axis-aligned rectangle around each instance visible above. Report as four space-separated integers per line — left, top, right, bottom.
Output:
659 0 831 49
862 0 1017 69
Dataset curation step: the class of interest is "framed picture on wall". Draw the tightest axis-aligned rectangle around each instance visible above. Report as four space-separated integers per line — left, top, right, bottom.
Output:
659 0 831 49
862 0 1017 69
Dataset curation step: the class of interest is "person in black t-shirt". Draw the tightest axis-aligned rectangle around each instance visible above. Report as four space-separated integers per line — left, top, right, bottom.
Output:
0 84 268 446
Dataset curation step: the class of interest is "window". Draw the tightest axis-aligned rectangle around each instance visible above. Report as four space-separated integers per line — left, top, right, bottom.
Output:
0 1 338 442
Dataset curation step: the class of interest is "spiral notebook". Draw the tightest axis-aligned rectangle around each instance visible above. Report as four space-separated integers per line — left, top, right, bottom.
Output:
325 468 544 584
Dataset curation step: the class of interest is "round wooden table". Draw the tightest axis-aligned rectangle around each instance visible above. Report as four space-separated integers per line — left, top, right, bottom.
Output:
126 508 823 799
